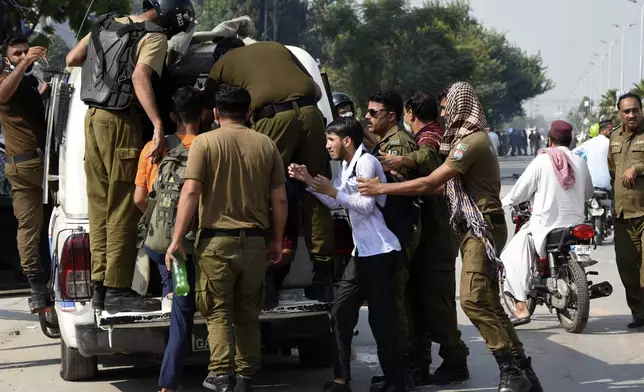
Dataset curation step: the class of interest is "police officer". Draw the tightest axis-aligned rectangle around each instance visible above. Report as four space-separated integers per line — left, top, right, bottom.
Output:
359 83 542 392
0 38 50 312
167 84 287 392
333 92 356 118
380 90 470 385
66 0 197 312
608 92 644 329
203 37 335 302
365 89 417 383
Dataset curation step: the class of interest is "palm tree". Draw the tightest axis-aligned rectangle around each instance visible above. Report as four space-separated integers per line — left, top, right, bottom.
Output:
598 88 620 125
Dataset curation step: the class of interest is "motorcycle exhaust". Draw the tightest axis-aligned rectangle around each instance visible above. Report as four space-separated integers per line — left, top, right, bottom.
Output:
589 281 613 299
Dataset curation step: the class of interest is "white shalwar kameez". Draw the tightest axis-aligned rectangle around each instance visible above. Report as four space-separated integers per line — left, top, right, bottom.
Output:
500 147 593 302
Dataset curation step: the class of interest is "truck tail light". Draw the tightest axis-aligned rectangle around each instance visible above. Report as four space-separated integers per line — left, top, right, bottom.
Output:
59 232 92 300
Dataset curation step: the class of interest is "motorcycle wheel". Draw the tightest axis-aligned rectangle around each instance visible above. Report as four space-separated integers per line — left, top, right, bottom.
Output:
594 217 604 246
499 268 536 318
556 261 590 333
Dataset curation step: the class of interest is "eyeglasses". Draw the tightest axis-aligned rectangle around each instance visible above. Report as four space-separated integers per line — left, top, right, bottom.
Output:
366 108 387 117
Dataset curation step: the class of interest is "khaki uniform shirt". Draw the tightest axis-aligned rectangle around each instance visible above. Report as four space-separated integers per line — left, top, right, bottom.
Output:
183 125 285 230
204 42 317 112
0 73 46 156
374 125 417 179
79 15 168 78
444 131 503 215
411 144 459 266
608 124 644 219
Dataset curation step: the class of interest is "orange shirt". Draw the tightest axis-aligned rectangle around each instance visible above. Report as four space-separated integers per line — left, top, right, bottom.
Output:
135 133 196 192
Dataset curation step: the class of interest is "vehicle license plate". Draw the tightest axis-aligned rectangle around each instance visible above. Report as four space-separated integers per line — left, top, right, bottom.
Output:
191 325 210 352
572 245 592 255
589 208 604 216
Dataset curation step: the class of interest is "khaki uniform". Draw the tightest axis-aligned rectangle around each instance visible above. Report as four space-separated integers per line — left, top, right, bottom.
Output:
83 15 168 288
445 131 523 356
184 125 285 376
0 72 47 278
608 126 644 320
406 144 468 368
374 125 417 350
204 42 334 275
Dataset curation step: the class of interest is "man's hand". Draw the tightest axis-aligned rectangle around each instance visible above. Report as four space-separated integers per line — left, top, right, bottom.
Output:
39 82 50 96
24 46 47 67
267 240 283 265
622 166 637 189
148 125 166 163
288 163 314 187
358 177 383 196
165 241 186 272
378 153 403 172
311 175 336 197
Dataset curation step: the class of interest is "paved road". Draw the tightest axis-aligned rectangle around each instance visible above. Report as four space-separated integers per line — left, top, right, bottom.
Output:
1 156 643 392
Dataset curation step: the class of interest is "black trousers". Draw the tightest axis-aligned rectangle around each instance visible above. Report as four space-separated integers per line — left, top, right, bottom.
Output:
331 250 403 387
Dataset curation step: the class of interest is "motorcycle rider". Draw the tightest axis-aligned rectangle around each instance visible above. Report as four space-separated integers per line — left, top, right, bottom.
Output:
0 38 50 312
358 82 541 392
66 0 197 312
333 92 356 118
573 119 613 193
501 121 593 326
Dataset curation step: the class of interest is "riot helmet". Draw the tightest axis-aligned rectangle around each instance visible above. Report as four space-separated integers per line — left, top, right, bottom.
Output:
143 0 197 39
332 92 355 119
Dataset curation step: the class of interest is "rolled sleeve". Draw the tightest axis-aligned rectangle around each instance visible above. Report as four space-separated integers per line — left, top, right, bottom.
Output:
183 136 207 182
136 33 168 77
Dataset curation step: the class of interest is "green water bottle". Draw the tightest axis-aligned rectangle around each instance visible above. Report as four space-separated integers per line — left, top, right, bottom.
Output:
171 252 190 297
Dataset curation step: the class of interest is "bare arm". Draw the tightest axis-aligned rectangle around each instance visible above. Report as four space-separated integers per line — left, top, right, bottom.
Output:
66 39 89 67
171 180 202 244
132 63 165 161
270 184 288 244
0 47 46 104
134 186 148 213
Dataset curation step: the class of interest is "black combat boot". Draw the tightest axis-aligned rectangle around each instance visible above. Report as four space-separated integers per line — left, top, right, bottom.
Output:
305 262 334 302
516 356 543 392
91 281 106 311
235 374 253 392
103 287 161 313
493 351 532 392
203 372 235 392
426 362 470 385
322 381 352 391
28 277 51 312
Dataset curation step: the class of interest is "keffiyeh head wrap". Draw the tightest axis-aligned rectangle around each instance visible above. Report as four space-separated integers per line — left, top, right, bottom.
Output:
440 82 499 264
439 82 488 157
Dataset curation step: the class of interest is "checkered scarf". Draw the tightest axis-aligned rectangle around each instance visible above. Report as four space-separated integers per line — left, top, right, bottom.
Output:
440 82 499 263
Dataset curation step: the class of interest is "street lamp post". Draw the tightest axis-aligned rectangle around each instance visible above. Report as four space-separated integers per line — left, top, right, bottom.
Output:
595 53 606 100
613 23 636 90
602 39 619 89
626 0 644 80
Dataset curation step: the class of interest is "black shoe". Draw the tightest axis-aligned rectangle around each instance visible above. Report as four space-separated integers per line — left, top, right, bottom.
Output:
368 382 406 392
627 318 644 328
493 351 532 392
92 281 105 311
203 372 235 392
235 374 253 392
27 278 51 313
516 357 543 392
371 375 386 384
103 287 161 313
322 381 352 391
426 362 470 385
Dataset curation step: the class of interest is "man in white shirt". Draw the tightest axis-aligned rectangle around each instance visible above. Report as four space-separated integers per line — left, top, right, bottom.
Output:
487 127 500 157
501 121 593 324
573 119 613 192
289 117 404 392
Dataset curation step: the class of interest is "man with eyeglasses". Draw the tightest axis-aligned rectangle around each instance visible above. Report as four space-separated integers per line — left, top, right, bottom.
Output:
365 89 418 387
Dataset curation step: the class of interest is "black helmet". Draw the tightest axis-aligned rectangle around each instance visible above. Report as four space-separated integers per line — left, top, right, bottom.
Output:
332 92 353 108
143 0 197 38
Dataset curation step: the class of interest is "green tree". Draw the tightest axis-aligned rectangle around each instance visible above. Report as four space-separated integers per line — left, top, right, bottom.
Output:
44 35 69 71
598 89 619 125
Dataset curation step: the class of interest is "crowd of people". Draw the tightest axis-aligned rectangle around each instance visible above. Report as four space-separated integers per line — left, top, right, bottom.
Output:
1 0 644 392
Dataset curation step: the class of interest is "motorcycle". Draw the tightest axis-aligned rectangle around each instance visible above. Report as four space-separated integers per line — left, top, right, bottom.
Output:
586 188 613 246
500 201 613 333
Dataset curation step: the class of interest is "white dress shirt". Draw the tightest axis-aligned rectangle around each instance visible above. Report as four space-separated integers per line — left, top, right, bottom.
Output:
488 131 500 157
572 134 611 191
309 144 401 257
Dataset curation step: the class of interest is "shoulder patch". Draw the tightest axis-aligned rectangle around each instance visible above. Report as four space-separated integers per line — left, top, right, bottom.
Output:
635 140 644 145
456 143 469 151
453 150 464 160
389 140 402 146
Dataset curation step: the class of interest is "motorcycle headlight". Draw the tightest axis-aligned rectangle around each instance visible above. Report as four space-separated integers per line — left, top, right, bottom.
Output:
591 199 600 209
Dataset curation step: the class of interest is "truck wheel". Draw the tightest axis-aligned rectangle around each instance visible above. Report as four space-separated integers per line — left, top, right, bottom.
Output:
60 339 98 381
298 334 334 368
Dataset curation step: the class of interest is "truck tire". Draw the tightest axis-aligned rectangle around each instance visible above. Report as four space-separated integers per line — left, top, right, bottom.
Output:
298 334 334 368
60 339 98 381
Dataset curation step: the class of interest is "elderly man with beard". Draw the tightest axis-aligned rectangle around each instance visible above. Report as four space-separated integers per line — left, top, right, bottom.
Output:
358 82 542 392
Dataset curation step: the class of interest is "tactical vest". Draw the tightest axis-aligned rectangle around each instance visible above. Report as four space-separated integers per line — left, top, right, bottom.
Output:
80 13 164 111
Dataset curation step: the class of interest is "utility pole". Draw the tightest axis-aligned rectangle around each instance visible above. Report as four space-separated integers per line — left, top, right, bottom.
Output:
263 0 279 41
613 23 636 90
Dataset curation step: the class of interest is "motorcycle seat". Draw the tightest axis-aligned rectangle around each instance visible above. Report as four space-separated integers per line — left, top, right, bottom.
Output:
593 191 609 200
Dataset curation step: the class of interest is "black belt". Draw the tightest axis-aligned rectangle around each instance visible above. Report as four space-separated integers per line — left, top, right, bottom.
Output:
486 213 506 225
6 150 41 165
200 228 266 239
254 96 317 122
